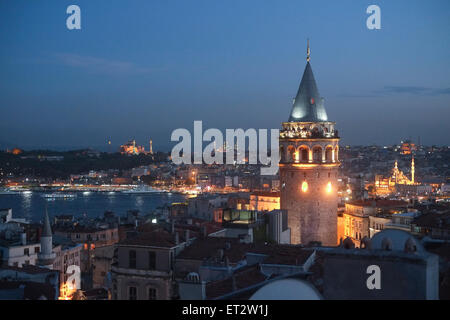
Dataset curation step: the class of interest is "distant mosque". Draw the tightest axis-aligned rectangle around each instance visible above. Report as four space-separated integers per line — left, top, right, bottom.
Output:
392 157 416 186
375 157 417 196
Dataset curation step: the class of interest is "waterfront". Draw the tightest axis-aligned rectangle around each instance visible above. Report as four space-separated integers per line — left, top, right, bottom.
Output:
0 191 187 222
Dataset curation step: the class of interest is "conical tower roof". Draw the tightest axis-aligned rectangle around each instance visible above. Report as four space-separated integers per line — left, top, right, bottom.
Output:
42 209 52 237
288 42 328 122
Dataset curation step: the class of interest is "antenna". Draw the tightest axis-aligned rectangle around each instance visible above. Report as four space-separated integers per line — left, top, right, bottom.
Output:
307 39 310 62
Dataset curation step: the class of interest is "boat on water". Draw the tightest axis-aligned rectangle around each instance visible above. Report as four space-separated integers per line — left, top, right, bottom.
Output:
0 187 33 195
0 188 22 195
41 193 77 199
122 185 163 194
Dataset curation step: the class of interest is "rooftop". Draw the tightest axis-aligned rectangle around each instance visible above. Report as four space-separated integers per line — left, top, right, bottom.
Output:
348 199 409 208
206 265 269 299
120 229 184 248
0 280 55 300
413 212 450 229
289 59 328 123
0 264 58 275
176 237 248 263
250 191 280 198
248 245 314 266
54 224 117 233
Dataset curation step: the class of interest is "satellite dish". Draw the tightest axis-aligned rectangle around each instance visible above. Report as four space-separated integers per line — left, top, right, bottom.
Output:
250 279 322 300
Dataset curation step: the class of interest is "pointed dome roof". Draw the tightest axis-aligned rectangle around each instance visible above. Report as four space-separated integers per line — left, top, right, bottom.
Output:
42 210 52 237
288 61 328 122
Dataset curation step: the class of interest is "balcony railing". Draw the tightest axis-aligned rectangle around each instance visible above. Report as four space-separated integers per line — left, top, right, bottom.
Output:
280 130 339 139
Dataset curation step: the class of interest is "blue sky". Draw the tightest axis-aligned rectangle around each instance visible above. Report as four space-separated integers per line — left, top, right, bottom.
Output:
0 0 449 150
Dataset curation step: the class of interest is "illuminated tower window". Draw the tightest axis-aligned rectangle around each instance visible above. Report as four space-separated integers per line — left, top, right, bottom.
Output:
326 182 332 193
301 181 308 193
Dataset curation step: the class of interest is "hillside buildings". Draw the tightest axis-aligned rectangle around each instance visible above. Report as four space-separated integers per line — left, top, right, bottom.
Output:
110 227 190 300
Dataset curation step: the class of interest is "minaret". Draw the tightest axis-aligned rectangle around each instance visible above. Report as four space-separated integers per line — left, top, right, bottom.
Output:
149 139 153 154
279 41 340 246
411 156 415 184
394 160 399 184
38 209 56 269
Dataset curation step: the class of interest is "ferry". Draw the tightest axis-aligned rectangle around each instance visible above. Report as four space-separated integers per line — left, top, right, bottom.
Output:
122 185 163 194
0 188 22 195
41 193 77 199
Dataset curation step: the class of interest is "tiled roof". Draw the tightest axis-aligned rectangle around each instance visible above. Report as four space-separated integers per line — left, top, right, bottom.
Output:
120 229 182 248
0 280 55 300
54 224 116 233
413 212 450 228
348 199 409 208
178 239 314 266
0 265 58 275
176 237 248 263
248 245 314 265
206 265 268 299
250 191 280 197
84 287 109 299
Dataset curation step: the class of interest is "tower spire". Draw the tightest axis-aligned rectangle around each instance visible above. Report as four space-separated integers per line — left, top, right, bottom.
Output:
38 206 56 268
289 40 328 122
307 39 310 62
42 206 52 237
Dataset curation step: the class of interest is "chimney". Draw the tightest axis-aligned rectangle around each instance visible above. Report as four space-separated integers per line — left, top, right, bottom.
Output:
21 233 27 246
231 273 237 292
225 256 230 270
201 226 207 238
217 249 224 261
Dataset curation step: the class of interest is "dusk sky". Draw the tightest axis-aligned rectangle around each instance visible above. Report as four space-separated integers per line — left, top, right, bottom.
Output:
0 0 449 151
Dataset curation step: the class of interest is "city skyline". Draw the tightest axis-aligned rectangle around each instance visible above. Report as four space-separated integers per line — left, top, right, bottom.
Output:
1 0 449 151
1 1 449 303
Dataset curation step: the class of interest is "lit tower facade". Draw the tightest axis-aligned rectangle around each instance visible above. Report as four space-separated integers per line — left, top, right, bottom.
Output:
38 210 56 269
279 41 340 246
